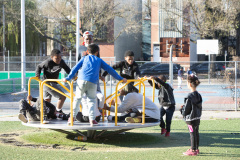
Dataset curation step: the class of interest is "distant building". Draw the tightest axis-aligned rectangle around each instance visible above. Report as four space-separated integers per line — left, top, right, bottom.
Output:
151 0 193 66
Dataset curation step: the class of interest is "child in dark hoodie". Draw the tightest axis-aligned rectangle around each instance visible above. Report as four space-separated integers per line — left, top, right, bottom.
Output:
180 75 202 156
147 75 175 137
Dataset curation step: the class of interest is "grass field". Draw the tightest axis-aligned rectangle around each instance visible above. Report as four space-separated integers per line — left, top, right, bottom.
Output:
0 119 239 160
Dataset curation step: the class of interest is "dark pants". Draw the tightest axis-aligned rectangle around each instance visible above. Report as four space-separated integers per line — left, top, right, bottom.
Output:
187 120 200 150
159 105 175 132
19 99 39 121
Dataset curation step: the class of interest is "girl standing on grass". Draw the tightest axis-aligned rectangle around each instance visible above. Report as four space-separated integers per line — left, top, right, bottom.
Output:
180 75 202 156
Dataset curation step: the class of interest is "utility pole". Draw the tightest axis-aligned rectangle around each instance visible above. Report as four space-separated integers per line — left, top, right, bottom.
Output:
3 1 5 71
21 0 26 91
76 0 80 62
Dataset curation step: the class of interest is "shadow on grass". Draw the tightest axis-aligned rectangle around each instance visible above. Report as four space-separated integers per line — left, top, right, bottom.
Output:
62 129 240 150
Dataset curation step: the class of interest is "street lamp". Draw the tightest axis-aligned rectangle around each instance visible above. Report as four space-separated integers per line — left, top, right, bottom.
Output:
21 0 26 91
169 44 175 86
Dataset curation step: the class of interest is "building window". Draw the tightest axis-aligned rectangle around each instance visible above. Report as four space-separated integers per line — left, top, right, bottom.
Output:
164 18 177 31
165 0 177 9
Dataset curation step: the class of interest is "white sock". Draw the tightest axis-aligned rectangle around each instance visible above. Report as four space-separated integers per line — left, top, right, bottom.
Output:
56 108 61 111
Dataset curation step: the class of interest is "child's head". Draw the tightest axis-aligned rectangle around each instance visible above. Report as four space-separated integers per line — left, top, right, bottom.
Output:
124 50 134 65
158 75 167 83
51 49 61 64
118 83 139 95
187 75 200 89
83 31 93 47
87 44 99 56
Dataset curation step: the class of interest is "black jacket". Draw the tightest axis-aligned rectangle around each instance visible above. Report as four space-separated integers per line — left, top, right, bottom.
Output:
35 57 71 80
102 60 140 79
148 77 175 106
180 91 202 123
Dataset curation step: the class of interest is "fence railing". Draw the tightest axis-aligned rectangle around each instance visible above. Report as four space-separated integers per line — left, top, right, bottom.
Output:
0 59 239 111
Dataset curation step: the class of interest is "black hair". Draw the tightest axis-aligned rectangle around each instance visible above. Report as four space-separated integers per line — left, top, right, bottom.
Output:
122 83 139 94
87 43 99 54
158 75 167 83
187 75 200 88
124 50 134 57
51 49 61 57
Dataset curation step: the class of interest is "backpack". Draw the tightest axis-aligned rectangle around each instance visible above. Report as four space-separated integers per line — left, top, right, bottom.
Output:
158 85 175 107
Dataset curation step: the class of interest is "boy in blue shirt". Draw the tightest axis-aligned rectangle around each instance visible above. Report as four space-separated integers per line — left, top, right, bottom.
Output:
63 44 127 126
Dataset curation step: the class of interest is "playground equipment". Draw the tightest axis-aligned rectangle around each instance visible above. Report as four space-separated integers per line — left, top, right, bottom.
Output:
22 77 159 139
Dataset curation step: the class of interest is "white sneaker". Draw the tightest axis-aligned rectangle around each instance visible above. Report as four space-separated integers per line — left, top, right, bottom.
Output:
42 116 49 124
18 113 28 123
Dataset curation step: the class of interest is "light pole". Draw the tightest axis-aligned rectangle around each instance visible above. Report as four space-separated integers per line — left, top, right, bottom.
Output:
169 44 175 86
76 0 80 62
2 2 5 61
21 0 26 91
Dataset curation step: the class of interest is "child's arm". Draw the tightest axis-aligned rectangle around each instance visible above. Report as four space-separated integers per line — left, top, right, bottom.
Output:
27 95 37 102
135 63 140 78
180 98 192 116
147 76 161 89
154 77 169 88
35 61 45 78
101 60 124 81
61 60 71 74
64 58 84 81
102 61 123 77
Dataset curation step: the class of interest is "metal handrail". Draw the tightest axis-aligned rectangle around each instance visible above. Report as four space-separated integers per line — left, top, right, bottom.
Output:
39 79 73 125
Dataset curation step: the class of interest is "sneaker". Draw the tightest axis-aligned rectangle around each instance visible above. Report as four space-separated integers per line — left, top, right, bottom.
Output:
67 117 75 125
183 149 197 156
165 132 170 137
18 113 28 123
161 128 167 135
42 116 49 124
56 109 65 114
90 120 98 126
125 117 141 123
196 149 200 154
107 115 113 121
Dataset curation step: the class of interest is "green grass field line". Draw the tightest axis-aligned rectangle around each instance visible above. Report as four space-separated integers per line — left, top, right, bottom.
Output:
0 119 239 160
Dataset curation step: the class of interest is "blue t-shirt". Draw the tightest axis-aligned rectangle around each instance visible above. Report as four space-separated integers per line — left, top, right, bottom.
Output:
65 55 123 84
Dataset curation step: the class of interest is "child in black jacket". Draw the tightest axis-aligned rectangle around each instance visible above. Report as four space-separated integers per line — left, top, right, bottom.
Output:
18 95 68 124
180 75 202 156
147 75 175 137
35 49 71 114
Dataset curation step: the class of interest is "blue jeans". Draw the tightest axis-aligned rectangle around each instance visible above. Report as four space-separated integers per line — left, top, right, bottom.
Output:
73 80 97 120
159 105 175 132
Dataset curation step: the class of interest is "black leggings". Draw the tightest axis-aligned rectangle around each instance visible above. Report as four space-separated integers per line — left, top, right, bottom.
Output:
159 106 175 132
188 124 200 150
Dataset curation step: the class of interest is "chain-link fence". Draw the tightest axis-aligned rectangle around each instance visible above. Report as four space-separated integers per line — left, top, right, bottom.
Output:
0 58 239 111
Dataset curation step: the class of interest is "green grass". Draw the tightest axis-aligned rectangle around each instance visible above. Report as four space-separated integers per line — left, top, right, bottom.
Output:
0 119 239 160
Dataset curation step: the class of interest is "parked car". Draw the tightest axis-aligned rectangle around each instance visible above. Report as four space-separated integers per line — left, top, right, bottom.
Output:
191 62 225 75
140 63 179 77
139 62 159 71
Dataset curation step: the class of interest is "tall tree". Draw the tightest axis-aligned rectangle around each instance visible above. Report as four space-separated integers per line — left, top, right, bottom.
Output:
29 0 142 51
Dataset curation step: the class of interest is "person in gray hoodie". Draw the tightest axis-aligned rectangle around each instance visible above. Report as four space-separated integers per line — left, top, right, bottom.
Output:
180 75 202 156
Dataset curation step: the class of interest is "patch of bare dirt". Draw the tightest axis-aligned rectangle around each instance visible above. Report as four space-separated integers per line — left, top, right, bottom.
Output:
0 131 87 151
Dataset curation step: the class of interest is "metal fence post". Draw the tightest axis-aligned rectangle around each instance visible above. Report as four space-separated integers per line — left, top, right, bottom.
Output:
70 50 72 69
8 50 10 79
110 61 112 94
235 61 237 111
